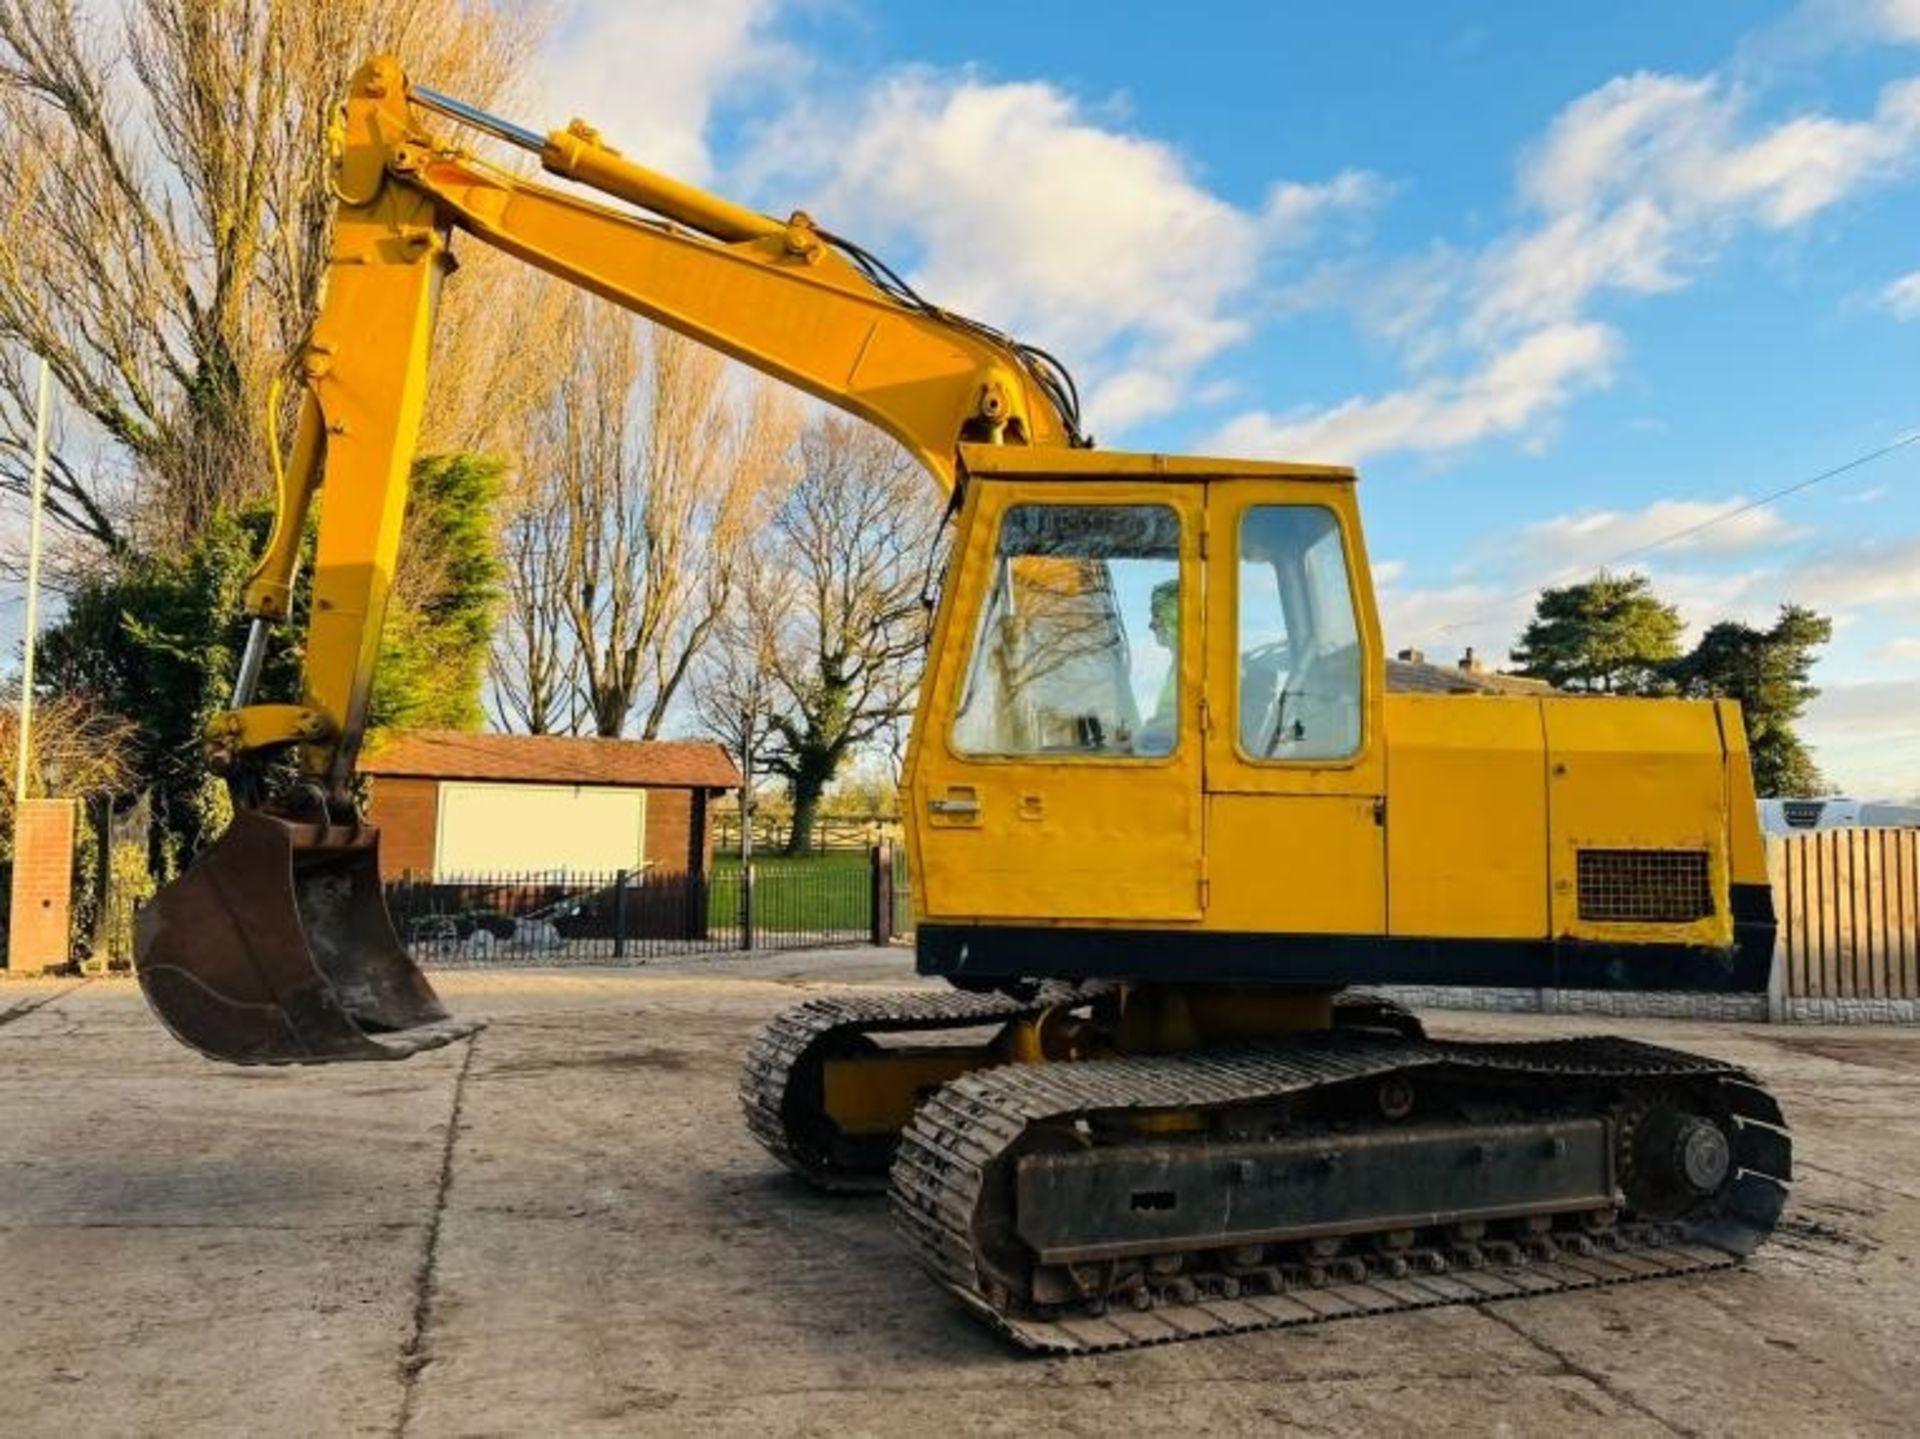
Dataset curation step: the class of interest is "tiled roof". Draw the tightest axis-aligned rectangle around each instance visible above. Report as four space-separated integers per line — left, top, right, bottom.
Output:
362 730 741 789
1385 659 1555 696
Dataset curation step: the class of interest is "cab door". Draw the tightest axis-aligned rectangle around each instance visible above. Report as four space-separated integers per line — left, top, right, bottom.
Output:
909 477 1206 923
1202 479 1387 936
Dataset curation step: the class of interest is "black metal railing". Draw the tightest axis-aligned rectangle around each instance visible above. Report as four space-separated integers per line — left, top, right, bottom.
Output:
388 847 901 966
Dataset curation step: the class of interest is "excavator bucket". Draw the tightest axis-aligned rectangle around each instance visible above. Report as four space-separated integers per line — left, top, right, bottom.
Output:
135 810 481 1064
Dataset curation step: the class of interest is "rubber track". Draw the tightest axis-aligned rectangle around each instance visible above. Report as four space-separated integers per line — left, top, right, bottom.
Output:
891 1035 1790 1354
740 986 1418 1191
740 989 1053 1191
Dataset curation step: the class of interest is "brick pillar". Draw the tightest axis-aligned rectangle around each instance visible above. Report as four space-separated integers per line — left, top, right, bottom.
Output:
8 798 77 972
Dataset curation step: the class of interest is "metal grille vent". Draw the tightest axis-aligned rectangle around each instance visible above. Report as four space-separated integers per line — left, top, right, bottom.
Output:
1576 849 1713 924
1781 800 1826 829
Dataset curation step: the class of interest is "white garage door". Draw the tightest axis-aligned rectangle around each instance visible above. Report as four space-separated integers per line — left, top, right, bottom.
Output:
435 782 647 876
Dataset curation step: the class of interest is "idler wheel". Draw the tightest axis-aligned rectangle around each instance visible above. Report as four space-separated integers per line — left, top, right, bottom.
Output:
1622 1099 1735 1217
1666 1115 1733 1195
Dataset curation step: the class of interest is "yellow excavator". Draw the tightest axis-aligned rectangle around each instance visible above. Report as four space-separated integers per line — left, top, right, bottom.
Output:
136 57 1790 1353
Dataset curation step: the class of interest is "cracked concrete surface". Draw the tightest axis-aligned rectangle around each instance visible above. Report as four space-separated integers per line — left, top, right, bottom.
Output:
1 953 1915 1437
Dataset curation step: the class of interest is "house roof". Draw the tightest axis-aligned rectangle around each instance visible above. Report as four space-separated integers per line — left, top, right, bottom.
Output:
1386 658 1555 696
362 731 741 789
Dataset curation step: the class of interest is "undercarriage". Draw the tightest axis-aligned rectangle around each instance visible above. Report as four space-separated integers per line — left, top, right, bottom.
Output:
741 985 1790 1353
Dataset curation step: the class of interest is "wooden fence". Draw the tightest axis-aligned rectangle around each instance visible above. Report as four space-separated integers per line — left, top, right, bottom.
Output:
1769 829 1920 1001
711 811 903 854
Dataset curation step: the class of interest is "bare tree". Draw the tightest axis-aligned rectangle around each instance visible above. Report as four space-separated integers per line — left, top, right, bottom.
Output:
0 692 139 847
489 444 579 734
691 543 792 801
755 416 944 854
511 295 795 739
0 0 541 555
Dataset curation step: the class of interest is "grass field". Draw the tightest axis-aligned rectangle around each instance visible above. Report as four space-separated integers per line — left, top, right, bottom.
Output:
707 851 873 932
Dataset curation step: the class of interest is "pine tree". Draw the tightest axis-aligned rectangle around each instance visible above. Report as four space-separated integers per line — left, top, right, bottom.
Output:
1668 604 1831 797
1510 572 1684 694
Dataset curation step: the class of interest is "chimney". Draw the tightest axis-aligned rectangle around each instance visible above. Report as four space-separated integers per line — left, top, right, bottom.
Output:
1459 647 1485 674
1396 647 1426 665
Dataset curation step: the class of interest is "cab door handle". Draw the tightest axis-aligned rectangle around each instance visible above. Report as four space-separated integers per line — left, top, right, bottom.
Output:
929 797 981 816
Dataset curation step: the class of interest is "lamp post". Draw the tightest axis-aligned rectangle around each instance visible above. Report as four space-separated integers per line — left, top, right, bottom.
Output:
13 357 51 805
739 705 754 951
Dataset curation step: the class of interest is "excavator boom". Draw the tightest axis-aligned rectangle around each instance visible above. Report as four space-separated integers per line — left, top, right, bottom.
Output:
136 55 1080 1063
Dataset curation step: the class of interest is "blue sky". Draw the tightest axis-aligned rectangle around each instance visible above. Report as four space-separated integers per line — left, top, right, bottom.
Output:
7 1 1916 795
531 0 1920 794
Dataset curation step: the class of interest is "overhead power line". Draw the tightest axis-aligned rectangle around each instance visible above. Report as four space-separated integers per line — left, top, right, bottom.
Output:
1420 426 1920 642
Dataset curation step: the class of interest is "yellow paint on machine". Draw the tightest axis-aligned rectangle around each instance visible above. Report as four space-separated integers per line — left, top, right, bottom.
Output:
907 464 1764 964
1543 698 1732 949
1718 699 1771 891
1204 795 1384 934
1385 694 1549 940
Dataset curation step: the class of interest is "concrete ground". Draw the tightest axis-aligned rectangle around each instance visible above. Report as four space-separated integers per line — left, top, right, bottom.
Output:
2 952 1915 1438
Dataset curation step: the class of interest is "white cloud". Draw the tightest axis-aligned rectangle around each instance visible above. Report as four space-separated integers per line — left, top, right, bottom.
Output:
1373 577 1529 667
1519 73 1718 216
1519 497 1803 567
1191 377 1245 407
1085 370 1184 431
1737 0 1920 72
1467 202 1680 343
1882 268 1920 318
1805 678 1920 729
534 14 1387 436
1373 497 1863 680
1644 564 1786 636
1810 0 1920 44
537 0 795 184
1801 677 1920 797
1261 170 1388 247
1864 0 1920 42
742 71 1383 435
534 6 1920 475
1207 321 1619 465
1216 66 1920 467
1789 537 1920 613
1472 72 1920 342
1874 636 1920 661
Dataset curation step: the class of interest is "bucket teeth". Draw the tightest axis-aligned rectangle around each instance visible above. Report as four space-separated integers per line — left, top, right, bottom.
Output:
135 809 478 1065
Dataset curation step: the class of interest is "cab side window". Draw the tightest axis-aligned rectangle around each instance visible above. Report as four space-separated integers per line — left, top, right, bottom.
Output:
952 503 1181 758
1237 505 1362 761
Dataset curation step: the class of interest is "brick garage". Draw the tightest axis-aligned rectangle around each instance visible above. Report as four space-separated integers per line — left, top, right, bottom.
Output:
362 731 740 881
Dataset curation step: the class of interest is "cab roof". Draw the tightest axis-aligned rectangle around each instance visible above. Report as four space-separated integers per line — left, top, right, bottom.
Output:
958 442 1356 484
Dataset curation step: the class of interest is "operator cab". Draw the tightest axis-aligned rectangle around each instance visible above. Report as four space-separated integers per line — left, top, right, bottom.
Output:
907 446 1385 960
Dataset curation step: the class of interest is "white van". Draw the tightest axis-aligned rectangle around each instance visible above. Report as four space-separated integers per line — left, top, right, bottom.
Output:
1759 797 1920 833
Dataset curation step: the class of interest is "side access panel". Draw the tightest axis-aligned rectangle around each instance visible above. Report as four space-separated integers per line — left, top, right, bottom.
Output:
1385 694 1549 940
1205 795 1384 934
1543 698 1732 951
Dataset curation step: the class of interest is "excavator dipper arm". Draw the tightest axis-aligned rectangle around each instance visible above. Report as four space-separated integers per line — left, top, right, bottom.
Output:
135 54 1077 1064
